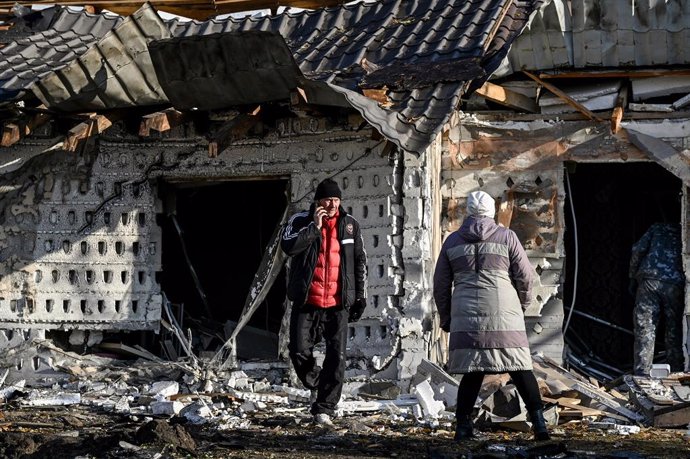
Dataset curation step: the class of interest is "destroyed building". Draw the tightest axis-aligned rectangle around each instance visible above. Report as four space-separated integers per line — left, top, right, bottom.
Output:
0 0 689 393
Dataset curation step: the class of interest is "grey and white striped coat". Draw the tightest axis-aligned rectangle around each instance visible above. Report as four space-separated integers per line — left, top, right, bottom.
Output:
433 216 535 373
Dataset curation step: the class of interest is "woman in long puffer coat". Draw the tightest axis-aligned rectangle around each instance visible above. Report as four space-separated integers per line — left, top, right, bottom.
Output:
433 190 549 441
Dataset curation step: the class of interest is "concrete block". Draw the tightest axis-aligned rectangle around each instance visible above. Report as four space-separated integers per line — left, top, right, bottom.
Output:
147 381 179 398
414 380 445 418
151 400 184 415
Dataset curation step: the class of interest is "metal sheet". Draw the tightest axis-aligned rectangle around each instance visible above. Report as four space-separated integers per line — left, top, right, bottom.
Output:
29 3 168 111
149 31 302 109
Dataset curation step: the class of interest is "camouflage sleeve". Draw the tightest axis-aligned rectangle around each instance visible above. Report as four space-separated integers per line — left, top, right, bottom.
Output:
629 227 653 279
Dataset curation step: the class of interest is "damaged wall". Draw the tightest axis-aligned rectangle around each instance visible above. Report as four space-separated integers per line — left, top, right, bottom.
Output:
0 124 422 383
0 143 162 332
438 113 690 371
438 115 575 365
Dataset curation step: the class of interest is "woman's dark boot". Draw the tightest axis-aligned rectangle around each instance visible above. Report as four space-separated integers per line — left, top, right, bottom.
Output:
454 414 474 441
529 409 550 441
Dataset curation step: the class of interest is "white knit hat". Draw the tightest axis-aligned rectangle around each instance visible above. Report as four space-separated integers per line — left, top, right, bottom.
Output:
467 191 495 218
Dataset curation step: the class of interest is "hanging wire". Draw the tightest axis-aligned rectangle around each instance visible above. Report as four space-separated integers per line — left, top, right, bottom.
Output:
562 167 579 335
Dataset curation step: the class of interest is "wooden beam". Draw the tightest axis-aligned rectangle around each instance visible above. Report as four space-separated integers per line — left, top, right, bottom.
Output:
472 108 690 123
362 88 392 107
1 109 52 147
610 85 628 134
523 70 605 122
475 81 538 113
653 403 690 428
1 124 23 147
208 107 261 158
64 114 113 153
139 108 187 137
539 69 690 79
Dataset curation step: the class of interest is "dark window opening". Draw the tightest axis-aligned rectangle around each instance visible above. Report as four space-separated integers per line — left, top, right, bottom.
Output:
563 162 682 379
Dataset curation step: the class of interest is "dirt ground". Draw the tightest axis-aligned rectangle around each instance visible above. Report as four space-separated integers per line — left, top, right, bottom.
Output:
1 404 689 459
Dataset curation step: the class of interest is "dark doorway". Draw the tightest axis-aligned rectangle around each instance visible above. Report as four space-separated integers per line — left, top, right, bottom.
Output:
158 178 289 358
563 162 682 380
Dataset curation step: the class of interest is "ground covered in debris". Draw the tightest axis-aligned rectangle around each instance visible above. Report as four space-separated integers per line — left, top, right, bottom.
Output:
0 405 689 459
3 340 690 458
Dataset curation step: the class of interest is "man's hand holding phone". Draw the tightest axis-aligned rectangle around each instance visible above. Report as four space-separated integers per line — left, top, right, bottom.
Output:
313 206 327 228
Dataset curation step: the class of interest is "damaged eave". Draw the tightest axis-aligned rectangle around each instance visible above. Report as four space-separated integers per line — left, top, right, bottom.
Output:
28 3 171 111
474 81 538 113
625 128 690 186
523 70 606 122
138 108 188 137
1 107 51 147
63 113 117 153
148 31 306 110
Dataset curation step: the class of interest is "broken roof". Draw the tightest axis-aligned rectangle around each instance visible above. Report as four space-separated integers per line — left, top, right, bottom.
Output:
500 0 690 77
0 6 122 102
0 0 541 153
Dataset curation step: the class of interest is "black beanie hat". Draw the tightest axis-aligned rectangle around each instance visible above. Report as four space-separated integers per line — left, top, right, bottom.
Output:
314 178 342 200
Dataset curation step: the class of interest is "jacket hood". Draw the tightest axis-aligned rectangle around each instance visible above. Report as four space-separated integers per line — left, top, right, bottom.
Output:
459 215 500 242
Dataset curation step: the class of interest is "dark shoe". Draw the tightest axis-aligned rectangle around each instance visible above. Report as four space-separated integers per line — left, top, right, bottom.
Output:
529 409 550 441
454 414 474 441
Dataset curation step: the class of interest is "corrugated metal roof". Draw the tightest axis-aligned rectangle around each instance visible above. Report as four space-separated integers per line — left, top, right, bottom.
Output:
502 0 690 76
0 7 122 102
29 3 169 111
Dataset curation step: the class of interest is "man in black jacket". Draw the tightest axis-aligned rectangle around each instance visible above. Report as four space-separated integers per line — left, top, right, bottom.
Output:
281 178 368 426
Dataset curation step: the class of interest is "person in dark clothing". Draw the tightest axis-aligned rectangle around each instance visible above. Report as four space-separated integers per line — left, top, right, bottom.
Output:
281 178 368 426
433 190 549 442
629 222 685 375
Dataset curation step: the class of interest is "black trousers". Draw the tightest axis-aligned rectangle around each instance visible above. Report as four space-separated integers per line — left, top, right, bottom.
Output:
456 370 543 417
289 304 348 416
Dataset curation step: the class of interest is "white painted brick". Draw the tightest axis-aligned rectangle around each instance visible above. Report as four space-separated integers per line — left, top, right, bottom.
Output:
402 197 423 227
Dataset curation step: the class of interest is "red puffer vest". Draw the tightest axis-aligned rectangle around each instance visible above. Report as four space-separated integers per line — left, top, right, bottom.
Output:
306 212 342 307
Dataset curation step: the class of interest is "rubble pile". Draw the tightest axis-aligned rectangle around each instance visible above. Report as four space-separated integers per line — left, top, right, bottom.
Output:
0 340 678 429
1 338 690 458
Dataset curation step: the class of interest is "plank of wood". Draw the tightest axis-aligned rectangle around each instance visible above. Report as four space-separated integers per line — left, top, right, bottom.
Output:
362 88 392 107
653 402 690 428
475 81 538 113
1 109 51 147
609 389 626 400
64 115 113 153
542 396 601 417
572 382 646 422
523 70 605 122
208 107 261 157
539 69 690 79
610 85 627 134
1 123 22 147
139 108 187 137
